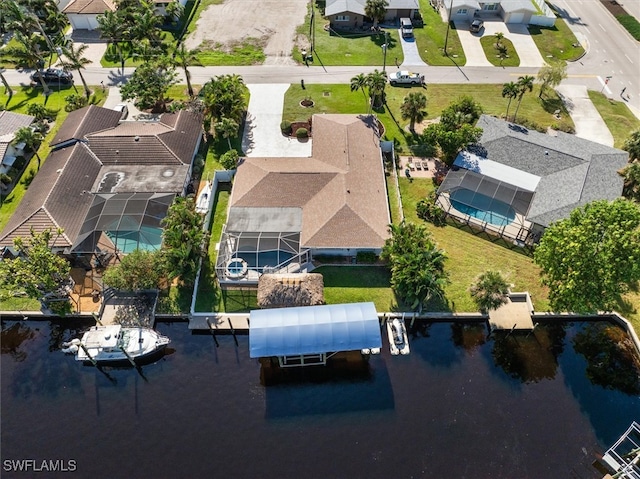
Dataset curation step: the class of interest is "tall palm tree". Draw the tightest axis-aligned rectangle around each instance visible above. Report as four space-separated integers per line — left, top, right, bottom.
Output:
174 44 200 99
400 92 427 132
469 270 510 313
4 32 50 95
0 68 13 106
215 117 239 150
364 0 388 27
59 44 92 99
350 73 368 109
512 75 535 123
97 10 126 63
494 32 504 48
14 127 44 168
501 82 518 121
366 69 387 109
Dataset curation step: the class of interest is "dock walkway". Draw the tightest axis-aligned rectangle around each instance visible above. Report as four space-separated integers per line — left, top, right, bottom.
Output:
488 292 535 331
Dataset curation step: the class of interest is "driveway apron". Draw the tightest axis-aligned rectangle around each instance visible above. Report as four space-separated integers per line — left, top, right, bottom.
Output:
398 32 427 67
488 23 545 68
455 21 493 67
556 84 614 147
242 84 313 157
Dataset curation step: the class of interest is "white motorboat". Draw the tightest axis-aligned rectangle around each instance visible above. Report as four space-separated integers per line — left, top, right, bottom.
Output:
195 180 212 214
386 317 410 355
65 325 170 363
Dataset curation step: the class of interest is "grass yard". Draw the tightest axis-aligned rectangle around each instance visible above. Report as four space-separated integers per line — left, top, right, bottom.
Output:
480 36 520 67
415 0 466 65
528 3 585 63
587 91 640 149
195 39 266 66
283 83 574 154
0 86 107 234
316 266 399 311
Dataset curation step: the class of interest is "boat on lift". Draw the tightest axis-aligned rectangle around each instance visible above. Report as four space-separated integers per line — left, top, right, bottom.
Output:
195 180 212 214
386 317 410 355
63 325 170 364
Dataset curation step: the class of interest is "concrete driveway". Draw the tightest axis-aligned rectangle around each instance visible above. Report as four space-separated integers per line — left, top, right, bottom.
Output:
556 84 614 147
456 20 545 68
242 84 312 157
398 32 427 67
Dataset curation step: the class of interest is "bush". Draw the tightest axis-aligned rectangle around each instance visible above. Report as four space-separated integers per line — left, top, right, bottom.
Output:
356 251 378 263
417 193 447 226
296 127 308 138
220 149 239 170
0 173 12 185
280 120 292 135
64 94 88 112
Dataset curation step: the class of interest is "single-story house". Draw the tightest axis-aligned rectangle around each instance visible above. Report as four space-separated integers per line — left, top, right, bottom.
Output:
0 105 203 259
0 111 34 178
325 0 419 29
61 0 186 30
436 115 629 244
448 0 538 24
216 114 391 284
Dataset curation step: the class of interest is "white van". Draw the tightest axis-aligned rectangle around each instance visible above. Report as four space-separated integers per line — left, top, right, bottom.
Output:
400 18 413 38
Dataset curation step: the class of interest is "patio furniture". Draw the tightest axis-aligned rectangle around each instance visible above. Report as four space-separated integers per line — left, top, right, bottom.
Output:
422 161 429 170
415 162 422 170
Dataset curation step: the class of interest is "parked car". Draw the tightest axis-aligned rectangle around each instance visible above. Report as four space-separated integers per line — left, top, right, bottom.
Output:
30 68 73 85
112 103 129 120
388 70 425 86
400 18 413 38
470 19 484 33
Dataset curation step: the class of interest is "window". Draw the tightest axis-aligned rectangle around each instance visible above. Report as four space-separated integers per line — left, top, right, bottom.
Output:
456 8 468 14
483 3 498 10
335 15 350 21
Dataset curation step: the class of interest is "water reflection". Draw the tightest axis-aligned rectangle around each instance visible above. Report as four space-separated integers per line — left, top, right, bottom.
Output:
450 322 487 351
1 321 35 362
573 321 640 395
490 322 566 383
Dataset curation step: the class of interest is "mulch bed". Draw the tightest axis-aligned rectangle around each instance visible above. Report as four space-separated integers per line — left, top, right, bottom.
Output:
599 0 628 16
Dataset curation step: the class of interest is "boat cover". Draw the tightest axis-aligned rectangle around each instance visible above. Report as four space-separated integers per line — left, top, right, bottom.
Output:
249 302 382 358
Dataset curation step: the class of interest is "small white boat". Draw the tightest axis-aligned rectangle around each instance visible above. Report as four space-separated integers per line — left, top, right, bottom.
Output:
195 181 212 214
386 317 410 355
69 325 170 364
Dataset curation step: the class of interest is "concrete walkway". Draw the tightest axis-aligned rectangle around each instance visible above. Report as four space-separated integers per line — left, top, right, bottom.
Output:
398 31 427 67
556 84 614 147
242 84 312 157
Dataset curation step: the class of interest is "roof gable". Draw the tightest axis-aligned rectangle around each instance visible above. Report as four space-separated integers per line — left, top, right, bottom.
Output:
62 0 116 14
51 105 122 146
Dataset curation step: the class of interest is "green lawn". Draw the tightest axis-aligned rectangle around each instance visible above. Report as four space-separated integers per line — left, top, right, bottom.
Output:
415 0 466 65
316 266 399 311
528 3 585 63
0 86 108 234
283 83 574 154
480 37 520 67
588 91 640 149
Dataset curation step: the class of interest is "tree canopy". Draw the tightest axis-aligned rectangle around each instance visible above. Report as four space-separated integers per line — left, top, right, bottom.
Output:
533 199 640 313
364 0 388 26
102 249 164 291
400 92 427 132
200 74 246 135
120 58 178 110
0 229 71 302
469 270 510 313
536 62 567 98
623 130 640 162
381 223 448 311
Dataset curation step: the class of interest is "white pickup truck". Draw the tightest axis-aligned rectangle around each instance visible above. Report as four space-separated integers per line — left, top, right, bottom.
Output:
388 71 425 86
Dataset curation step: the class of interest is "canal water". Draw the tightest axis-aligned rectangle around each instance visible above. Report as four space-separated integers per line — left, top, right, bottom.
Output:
2 319 639 478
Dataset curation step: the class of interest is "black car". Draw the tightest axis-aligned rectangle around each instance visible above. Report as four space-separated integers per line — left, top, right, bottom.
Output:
30 68 74 85
469 19 484 33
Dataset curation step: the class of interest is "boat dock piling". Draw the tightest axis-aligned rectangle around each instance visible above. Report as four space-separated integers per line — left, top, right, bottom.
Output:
79 343 98 367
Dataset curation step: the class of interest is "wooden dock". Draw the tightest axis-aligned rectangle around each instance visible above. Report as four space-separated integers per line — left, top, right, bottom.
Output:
189 313 250 331
488 292 535 331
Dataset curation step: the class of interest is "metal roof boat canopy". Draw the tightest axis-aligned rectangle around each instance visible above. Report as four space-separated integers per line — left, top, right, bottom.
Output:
249 302 382 367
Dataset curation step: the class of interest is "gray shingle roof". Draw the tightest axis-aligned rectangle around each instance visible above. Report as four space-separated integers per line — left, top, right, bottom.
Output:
466 115 629 227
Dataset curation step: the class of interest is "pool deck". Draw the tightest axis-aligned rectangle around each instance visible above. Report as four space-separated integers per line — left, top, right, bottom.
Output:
488 292 535 331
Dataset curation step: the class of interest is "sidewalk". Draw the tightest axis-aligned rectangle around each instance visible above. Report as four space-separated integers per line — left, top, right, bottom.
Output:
556 84 614 147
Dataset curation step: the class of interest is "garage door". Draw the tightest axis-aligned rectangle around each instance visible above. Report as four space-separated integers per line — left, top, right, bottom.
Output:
507 12 524 23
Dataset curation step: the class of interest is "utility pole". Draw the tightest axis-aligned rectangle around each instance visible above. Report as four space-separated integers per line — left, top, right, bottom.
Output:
444 0 455 55
382 31 389 73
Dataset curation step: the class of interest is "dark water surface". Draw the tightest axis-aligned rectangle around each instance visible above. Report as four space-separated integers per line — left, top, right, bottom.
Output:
2 319 639 479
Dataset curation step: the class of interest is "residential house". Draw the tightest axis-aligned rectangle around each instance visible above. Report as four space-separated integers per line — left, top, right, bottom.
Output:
325 0 420 29
436 115 629 244
0 111 34 179
447 0 538 24
61 0 186 30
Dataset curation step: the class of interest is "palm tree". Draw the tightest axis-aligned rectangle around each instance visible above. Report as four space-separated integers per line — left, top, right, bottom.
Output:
14 126 44 168
502 82 518 121
0 68 13 106
620 161 640 201
400 92 427 132
174 44 200 99
364 0 389 27
97 10 126 63
512 75 535 123
215 117 239 150
130 7 162 47
59 44 92 100
469 270 510 313
350 73 369 109
497 45 508 67
537 63 567 98
366 69 387 109
494 32 504 48
4 32 50 95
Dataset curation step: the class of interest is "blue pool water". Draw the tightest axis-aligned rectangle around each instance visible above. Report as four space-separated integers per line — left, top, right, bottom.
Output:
2 320 639 478
450 188 516 226
238 250 295 269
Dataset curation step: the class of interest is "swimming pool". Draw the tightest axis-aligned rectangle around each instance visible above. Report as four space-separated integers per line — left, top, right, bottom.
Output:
237 250 295 269
450 188 515 227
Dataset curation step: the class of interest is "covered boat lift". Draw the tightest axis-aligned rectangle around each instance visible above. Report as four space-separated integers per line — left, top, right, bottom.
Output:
249 302 382 367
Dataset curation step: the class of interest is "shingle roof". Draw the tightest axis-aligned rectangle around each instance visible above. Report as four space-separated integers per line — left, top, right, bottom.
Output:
463 115 629 227
51 105 122 147
230 115 390 249
0 111 35 138
62 0 116 14
326 0 418 15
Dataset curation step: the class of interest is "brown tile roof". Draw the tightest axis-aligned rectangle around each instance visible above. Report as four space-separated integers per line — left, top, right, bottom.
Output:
229 114 390 249
0 144 101 247
51 105 122 147
62 0 116 14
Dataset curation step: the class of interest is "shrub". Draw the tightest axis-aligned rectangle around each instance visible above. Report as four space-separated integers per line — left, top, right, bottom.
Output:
280 120 292 134
220 149 239 170
356 251 378 263
417 192 447 226
0 173 12 185
296 127 308 138
64 94 88 112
